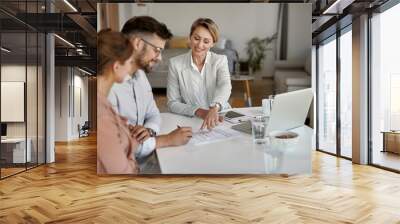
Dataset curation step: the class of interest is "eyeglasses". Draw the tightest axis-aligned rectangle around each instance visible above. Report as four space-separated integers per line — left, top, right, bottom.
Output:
140 38 164 56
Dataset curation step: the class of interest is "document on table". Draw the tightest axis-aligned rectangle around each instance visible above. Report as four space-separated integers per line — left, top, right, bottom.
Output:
188 126 241 145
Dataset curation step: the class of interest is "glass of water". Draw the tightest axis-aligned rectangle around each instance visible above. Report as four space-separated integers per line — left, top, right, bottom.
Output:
251 115 269 144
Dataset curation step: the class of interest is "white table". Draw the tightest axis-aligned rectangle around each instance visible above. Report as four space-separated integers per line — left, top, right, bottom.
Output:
1 138 32 163
156 108 313 174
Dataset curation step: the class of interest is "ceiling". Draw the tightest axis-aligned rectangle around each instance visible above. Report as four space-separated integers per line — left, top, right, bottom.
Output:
311 0 389 43
0 0 97 74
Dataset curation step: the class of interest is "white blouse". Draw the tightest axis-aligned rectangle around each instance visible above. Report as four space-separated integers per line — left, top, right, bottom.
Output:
167 50 232 117
189 51 210 109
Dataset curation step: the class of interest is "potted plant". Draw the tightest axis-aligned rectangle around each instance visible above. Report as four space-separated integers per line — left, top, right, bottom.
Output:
246 33 277 74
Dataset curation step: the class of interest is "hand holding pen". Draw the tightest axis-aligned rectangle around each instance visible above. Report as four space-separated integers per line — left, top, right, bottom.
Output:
164 125 192 146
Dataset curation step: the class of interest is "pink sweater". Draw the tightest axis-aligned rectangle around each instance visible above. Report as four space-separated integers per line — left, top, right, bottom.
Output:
97 94 139 174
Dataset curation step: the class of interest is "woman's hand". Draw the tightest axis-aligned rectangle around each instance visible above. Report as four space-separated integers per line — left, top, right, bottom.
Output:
200 107 220 130
195 108 208 119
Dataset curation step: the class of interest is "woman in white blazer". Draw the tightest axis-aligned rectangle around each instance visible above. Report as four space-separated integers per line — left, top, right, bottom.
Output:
167 18 232 130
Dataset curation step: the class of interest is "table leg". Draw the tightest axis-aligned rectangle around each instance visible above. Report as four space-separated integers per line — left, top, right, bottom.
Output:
244 80 252 107
382 132 387 152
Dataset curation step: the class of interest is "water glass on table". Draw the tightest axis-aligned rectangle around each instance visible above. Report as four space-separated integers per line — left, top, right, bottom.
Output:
251 115 269 144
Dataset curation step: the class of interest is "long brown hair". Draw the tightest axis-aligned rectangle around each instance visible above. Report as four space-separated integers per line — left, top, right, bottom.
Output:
97 29 133 75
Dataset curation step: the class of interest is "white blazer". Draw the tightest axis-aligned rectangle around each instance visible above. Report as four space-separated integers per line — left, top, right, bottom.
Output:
167 50 232 116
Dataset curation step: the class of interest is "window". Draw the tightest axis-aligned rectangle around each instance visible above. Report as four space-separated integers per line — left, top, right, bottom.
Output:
0 1 47 179
339 28 352 158
317 36 337 155
370 2 400 171
390 74 400 130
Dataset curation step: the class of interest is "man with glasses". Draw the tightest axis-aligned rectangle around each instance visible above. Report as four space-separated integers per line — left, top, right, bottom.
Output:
108 16 192 173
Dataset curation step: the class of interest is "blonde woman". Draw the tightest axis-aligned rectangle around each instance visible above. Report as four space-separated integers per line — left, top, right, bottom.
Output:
167 18 232 130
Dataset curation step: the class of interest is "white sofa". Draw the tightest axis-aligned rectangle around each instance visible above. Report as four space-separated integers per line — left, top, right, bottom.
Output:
147 48 187 88
273 55 311 94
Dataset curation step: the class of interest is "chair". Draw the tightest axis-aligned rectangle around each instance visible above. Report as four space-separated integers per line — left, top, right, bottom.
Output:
78 121 90 138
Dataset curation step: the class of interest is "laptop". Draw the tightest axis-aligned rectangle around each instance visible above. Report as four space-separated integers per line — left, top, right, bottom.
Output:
232 88 314 134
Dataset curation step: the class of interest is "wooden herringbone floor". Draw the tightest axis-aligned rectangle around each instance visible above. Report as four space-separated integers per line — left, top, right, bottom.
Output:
1 135 400 223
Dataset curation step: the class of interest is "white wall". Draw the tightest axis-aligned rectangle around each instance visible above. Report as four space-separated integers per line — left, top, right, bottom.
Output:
76 75 89 124
119 3 279 60
72 74 89 138
1 65 26 81
1 82 25 122
1 65 26 139
55 67 70 141
54 67 89 141
1 65 39 137
287 4 312 61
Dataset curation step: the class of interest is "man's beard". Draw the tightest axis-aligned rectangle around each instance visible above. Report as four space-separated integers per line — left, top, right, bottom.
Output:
136 46 154 73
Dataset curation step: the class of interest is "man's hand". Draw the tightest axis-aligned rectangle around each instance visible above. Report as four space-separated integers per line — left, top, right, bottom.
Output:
166 127 193 146
200 107 221 130
128 125 150 143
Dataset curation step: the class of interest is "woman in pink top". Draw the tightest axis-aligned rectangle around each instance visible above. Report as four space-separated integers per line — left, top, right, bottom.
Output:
97 29 139 174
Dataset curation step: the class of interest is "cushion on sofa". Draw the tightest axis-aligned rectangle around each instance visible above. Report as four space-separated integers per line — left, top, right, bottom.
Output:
274 70 310 94
286 76 311 86
274 70 308 83
167 37 189 48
